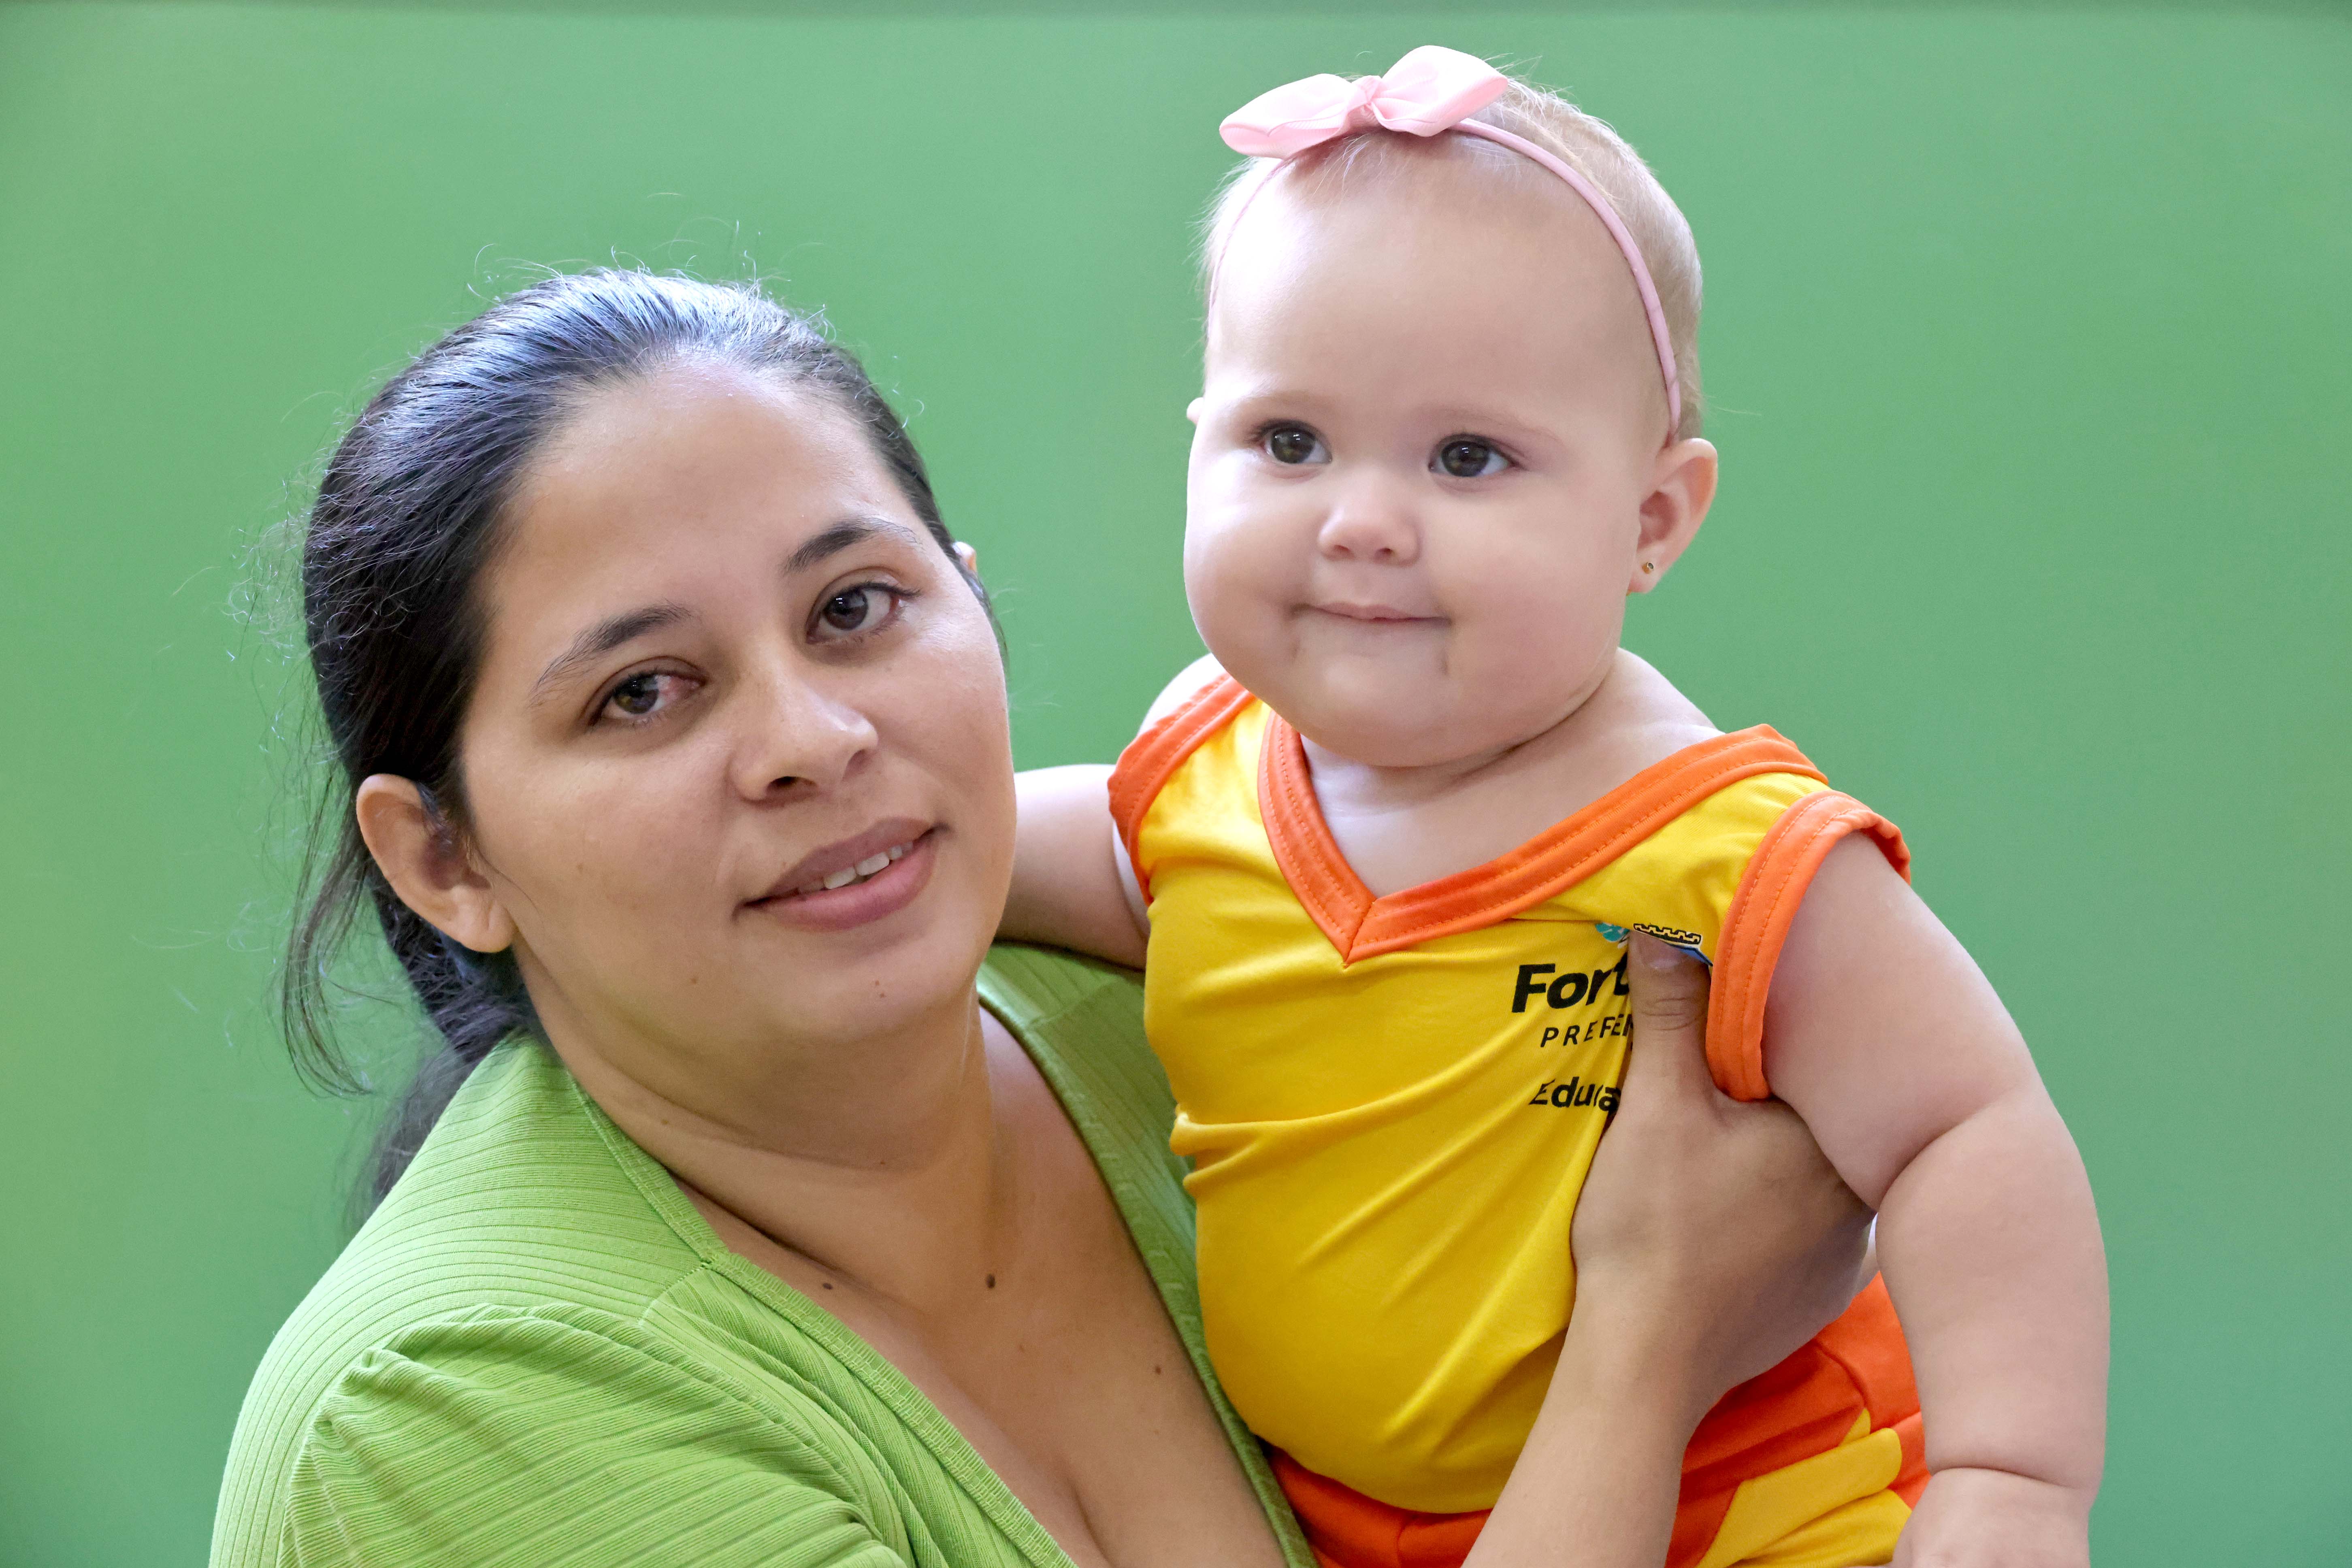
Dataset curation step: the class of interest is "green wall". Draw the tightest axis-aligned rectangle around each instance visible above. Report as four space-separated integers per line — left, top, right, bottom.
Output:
2 3 2344 1562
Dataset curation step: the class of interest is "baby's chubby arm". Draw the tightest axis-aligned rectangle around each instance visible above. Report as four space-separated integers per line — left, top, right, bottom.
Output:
1001 655 1227 968
1004 765 1148 967
1766 840 2107 1566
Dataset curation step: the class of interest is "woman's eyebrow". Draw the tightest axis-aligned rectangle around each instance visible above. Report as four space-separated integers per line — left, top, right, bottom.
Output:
786 515 926 575
531 602 692 701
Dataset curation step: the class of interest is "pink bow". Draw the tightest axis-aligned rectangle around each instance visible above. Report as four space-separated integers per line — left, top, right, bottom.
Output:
1211 45 1685 440
1221 45 1509 158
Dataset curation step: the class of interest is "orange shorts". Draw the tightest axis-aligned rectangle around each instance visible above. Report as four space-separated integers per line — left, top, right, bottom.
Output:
1270 1279 1927 1568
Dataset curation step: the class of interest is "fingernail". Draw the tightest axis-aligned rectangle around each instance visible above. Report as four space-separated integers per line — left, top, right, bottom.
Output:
1630 932 1678 970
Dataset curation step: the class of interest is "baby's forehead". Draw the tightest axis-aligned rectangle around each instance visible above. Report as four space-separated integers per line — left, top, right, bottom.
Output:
1207 157 1658 389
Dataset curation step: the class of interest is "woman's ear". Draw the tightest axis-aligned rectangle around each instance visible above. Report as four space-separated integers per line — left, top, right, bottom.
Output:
953 540 980 577
1628 437 1719 594
353 775 516 954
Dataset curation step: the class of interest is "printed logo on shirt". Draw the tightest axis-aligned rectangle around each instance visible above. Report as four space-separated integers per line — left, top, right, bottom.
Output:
1509 956 1631 1015
1595 920 1710 963
1536 1012 1629 1050
1526 1075 1622 1113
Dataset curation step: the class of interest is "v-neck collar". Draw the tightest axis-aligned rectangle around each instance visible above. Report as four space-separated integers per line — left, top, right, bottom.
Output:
1255 713 1822 965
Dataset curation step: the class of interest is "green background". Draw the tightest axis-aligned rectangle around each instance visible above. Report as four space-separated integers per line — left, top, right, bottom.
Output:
2 2 2344 1562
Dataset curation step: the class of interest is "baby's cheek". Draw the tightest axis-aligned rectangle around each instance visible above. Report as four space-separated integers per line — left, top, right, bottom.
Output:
1186 517 1287 633
1188 569 1281 682
1460 568 1622 690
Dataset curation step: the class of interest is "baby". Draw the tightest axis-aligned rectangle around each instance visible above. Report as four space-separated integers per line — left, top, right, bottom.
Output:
1008 46 2105 1568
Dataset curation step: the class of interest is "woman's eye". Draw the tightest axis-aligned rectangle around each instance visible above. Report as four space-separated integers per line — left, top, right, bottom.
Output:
1262 425 1329 466
816 584 901 637
601 671 686 722
1436 439 1510 478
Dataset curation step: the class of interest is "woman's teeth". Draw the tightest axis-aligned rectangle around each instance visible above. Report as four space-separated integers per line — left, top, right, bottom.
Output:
801 842 911 896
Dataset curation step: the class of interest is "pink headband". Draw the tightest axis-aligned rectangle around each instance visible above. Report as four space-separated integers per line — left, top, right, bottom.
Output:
1218 45 1682 438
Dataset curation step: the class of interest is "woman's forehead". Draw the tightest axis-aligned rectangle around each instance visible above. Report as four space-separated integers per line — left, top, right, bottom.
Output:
480 369 909 647
507 369 891 564
534 362 874 504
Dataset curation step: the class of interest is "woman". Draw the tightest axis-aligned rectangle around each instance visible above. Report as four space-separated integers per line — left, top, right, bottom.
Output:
215 271 1875 1568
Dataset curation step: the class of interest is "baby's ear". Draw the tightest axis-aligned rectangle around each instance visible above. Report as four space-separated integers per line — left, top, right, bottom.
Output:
1628 438 1719 595
1186 397 1205 425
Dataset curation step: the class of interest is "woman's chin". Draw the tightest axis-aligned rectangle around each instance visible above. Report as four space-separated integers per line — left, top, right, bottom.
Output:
729 831 1000 1013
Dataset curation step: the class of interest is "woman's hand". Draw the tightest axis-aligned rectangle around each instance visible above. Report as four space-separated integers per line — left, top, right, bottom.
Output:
1465 934 1873 1568
1570 933 1876 1409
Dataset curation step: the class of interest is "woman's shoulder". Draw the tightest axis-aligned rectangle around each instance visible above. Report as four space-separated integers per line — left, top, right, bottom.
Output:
256 1039 713 1372
977 946 1173 1178
975 946 1309 1564
214 1293 924 1567
978 944 1193 1268
212 1041 858 1565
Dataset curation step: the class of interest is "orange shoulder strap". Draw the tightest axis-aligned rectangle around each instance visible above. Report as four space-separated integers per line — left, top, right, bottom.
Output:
1106 673 1254 895
1705 790 1911 1101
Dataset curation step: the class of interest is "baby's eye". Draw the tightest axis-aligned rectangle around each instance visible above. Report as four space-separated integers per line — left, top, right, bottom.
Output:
814 584 903 638
1261 424 1330 466
600 671 691 724
1435 439 1511 479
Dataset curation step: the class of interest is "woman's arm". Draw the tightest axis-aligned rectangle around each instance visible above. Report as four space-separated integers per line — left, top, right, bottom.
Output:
1465 935 1877 1568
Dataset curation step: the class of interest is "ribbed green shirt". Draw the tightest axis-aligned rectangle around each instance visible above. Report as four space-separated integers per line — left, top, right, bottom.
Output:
212 946 1313 1568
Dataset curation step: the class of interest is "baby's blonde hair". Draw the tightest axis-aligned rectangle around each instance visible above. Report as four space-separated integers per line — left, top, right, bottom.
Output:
1202 73 1705 440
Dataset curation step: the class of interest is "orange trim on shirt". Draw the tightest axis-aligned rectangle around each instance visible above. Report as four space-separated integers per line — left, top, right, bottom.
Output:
1256 719 1826 964
1704 790 1911 1101
1107 673 1255 897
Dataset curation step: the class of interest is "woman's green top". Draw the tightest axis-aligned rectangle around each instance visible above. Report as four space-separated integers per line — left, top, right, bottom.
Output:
211 946 1313 1568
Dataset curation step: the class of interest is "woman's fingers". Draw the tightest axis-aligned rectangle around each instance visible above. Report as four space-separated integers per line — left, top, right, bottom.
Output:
1575 936 1728 1264
1572 934 1874 1404
1621 932 1718 1101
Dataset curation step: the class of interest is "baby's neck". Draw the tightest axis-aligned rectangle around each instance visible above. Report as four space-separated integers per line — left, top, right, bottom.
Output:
1297 649 1718 899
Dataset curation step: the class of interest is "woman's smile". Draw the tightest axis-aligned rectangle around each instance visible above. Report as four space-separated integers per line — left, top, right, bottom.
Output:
746 820 940 932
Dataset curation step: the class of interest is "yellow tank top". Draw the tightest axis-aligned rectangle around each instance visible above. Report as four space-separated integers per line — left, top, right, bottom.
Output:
1110 677 1926 1562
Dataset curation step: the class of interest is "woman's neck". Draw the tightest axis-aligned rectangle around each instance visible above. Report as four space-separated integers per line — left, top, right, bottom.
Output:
539 982 1020 1318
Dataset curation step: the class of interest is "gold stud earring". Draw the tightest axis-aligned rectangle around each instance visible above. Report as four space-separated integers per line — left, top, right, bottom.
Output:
1641 561 1656 574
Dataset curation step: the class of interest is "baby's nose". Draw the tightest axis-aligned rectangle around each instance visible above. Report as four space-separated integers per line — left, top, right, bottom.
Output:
1314 484 1421 564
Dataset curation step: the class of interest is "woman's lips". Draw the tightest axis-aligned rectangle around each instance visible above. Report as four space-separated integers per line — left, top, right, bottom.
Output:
788 838 913 896
747 824 939 933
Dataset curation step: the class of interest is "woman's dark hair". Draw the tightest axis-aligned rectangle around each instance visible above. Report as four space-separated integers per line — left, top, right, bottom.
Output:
284 269 972 1218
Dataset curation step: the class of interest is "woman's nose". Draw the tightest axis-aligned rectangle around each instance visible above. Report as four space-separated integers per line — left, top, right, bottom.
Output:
726 665 880 801
1314 475 1421 565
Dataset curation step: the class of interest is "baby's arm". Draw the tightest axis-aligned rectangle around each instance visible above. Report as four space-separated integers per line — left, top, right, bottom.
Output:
1766 839 2107 1566
1000 655 1227 968
1003 765 1148 967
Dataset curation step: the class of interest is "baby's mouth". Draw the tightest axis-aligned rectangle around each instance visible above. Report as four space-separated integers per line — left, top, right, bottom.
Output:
1305 600 1445 625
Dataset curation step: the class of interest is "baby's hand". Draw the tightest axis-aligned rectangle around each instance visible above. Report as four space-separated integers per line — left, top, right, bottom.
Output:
1894 1468 2092 1568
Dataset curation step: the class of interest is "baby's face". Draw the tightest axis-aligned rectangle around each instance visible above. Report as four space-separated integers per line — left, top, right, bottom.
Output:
1188 158 1685 770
